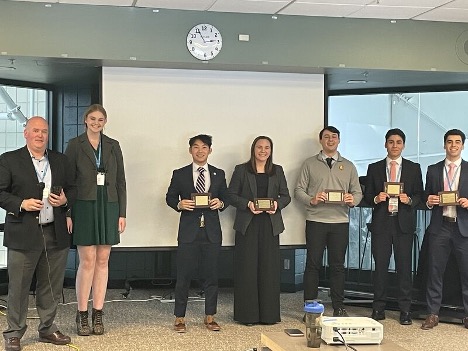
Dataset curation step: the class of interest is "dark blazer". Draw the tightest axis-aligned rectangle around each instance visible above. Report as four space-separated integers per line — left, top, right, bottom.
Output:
166 164 229 244
425 159 468 236
228 163 291 236
0 146 75 250
65 132 127 217
364 158 423 234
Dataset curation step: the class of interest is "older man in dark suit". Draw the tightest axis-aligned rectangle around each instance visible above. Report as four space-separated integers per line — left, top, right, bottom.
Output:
364 128 423 325
166 134 229 333
421 129 468 330
0 117 75 351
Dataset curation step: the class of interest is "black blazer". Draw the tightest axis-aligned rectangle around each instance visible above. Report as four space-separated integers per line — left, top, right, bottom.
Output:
425 159 468 237
228 163 291 236
364 158 423 234
0 146 76 250
166 164 229 244
65 133 127 217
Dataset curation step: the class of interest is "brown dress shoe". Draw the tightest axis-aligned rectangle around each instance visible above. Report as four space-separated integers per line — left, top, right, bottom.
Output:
421 314 439 330
4 337 21 351
174 317 186 333
463 317 468 329
38 330 71 345
204 315 221 331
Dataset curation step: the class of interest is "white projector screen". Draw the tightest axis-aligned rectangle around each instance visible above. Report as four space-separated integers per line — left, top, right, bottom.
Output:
102 67 324 248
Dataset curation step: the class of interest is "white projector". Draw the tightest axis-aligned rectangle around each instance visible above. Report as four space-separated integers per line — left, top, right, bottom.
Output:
320 317 383 345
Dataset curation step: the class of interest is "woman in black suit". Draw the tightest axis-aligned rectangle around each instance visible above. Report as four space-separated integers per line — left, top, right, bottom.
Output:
228 136 291 325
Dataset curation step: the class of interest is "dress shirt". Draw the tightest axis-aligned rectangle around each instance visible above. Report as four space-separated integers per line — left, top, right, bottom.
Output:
192 163 211 192
443 157 462 218
29 150 54 224
386 156 403 182
321 151 337 167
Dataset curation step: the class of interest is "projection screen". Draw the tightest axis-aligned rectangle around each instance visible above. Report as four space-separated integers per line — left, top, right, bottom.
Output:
102 67 324 248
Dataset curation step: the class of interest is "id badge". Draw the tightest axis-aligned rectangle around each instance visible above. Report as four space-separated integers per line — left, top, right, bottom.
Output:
43 187 50 199
388 197 399 213
97 172 105 186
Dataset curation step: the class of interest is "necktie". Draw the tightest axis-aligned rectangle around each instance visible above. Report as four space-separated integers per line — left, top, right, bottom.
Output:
326 158 333 169
389 161 397 182
444 163 456 191
195 167 205 193
388 161 398 213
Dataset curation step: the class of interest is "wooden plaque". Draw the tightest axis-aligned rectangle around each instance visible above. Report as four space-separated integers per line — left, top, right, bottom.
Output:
438 191 459 206
384 182 404 196
191 193 211 208
324 189 345 204
254 198 275 211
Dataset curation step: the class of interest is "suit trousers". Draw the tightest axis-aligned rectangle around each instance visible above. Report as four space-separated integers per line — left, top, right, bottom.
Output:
371 215 413 312
426 221 468 315
304 220 349 309
174 228 221 317
3 224 69 339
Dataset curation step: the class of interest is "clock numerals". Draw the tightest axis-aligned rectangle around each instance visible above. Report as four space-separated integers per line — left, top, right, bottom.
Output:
187 23 222 61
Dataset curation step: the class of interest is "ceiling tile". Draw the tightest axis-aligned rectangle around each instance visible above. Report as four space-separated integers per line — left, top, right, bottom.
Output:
280 3 364 17
375 0 452 6
348 5 432 19
440 0 468 9
209 0 290 14
289 0 371 4
135 0 215 11
415 7 468 22
59 0 133 5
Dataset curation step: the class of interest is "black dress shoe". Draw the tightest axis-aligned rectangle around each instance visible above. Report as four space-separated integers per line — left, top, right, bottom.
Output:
371 310 386 321
38 331 71 345
4 337 21 351
400 311 412 325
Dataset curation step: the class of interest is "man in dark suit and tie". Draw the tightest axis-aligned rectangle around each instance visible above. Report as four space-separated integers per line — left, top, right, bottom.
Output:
364 128 423 325
421 129 468 330
0 117 75 351
166 134 229 333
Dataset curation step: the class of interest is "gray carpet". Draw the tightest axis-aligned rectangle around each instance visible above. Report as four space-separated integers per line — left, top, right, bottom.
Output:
0 288 466 351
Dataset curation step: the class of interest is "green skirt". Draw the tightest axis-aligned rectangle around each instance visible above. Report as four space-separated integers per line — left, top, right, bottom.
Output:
72 185 120 246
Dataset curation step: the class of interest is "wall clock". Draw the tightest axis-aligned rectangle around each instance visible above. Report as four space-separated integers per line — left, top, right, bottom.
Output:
186 24 222 61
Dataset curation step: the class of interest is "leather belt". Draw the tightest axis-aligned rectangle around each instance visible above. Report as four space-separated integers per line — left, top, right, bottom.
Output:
442 216 456 223
39 222 54 227
388 212 398 217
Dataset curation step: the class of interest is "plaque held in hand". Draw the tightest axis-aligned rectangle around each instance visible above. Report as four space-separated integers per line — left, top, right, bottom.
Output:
438 191 459 206
191 193 211 208
254 198 275 211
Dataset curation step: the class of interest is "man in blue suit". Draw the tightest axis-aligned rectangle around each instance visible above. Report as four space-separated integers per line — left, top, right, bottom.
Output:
421 129 468 330
166 134 229 333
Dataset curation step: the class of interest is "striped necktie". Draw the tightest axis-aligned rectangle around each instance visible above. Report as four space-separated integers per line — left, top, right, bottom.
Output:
196 167 206 193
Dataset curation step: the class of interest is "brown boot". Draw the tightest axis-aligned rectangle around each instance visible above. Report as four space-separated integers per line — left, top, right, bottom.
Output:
92 308 104 335
76 310 91 336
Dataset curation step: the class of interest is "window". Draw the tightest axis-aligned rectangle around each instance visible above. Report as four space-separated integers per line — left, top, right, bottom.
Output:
329 90 468 275
0 84 49 267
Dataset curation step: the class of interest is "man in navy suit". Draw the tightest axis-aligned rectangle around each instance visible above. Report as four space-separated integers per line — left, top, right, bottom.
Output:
421 129 468 330
166 134 229 333
364 128 423 325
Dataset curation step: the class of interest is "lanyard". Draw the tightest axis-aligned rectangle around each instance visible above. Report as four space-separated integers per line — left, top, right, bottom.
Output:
33 156 49 183
94 141 102 169
386 162 402 182
444 164 460 191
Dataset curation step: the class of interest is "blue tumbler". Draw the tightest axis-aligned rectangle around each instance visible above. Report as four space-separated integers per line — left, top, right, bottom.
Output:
304 301 324 348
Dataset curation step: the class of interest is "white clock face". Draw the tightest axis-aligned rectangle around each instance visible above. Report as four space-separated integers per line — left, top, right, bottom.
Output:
187 24 222 61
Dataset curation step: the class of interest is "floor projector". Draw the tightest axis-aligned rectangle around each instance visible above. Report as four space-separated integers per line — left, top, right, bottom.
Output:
320 317 383 345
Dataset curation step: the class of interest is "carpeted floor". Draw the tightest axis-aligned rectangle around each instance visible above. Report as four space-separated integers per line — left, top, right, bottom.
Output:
0 287 466 351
